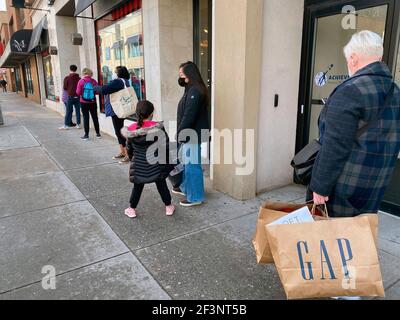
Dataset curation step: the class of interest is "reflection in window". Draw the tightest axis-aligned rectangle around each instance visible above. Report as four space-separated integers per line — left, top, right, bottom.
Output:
96 1 146 112
43 55 56 101
24 60 34 95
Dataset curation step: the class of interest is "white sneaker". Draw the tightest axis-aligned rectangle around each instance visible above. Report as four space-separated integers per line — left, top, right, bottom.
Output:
331 296 362 300
76 125 81 129
58 125 69 130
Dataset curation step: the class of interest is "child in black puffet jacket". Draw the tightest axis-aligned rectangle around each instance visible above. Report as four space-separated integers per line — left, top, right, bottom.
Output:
121 100 175 218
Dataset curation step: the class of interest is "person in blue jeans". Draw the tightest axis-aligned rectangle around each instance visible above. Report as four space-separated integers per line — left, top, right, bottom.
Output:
60 65 81 130
173 61 210 207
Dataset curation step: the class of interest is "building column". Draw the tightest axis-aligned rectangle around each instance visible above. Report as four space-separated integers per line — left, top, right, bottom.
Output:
211 0 264 200
142 0 193 132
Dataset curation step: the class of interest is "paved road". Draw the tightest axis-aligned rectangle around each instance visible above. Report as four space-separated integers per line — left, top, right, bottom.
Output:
0 93 399 300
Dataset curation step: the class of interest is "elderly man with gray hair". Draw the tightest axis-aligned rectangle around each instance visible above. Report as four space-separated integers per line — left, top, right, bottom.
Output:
309 30 400 217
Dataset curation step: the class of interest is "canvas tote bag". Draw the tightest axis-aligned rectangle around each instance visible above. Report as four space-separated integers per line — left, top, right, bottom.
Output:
110 79 138 119
266 216 385 300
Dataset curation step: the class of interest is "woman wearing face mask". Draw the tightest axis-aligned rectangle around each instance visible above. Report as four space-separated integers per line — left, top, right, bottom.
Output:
173 61 210 207
94 66 132 164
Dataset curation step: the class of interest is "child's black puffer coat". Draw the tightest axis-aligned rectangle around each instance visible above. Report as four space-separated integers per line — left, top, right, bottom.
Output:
121 122 173 184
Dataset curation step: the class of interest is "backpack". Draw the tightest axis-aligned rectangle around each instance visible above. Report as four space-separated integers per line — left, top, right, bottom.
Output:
82 80 95 102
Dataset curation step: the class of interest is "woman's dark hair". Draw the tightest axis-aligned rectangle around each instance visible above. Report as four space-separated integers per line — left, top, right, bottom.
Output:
179 61 209 104
116 66 130 80
136 100 154 128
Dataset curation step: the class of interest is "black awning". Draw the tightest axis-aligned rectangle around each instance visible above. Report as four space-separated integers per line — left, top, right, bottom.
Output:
0 29 34 68
28 16 48 52
74 0 97 17
125 34 142 46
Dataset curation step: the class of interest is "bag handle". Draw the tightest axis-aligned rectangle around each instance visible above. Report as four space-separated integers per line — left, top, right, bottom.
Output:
311 203 329 218
120 78 127 89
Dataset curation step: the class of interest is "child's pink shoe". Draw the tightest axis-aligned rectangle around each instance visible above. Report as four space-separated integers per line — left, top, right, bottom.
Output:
124 207 137 218
166 205 176 216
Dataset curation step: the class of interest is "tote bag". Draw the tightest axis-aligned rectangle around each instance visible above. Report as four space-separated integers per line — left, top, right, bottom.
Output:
110 79 138 119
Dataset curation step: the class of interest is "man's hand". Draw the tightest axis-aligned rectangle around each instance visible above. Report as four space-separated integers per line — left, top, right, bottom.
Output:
313 192 329 205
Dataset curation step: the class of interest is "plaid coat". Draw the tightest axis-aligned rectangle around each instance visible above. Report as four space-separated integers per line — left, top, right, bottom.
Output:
310 62 400 217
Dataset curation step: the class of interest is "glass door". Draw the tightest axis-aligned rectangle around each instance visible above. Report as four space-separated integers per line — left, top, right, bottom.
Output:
297 0 400 214
382 41 400 215
308 5 388 143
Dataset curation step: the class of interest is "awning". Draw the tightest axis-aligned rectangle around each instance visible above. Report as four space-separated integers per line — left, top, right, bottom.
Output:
28 16 48 52
74 0 97 17
111 41 123 49
0 29 34 68
125 34 142 46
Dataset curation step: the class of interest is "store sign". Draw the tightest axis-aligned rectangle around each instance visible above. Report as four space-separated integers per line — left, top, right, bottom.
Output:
10 30 32 53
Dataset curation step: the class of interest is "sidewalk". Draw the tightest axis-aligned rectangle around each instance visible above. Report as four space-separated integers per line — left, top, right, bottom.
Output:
0 93 399 300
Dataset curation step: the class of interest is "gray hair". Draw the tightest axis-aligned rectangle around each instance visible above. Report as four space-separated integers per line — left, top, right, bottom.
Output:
343 30 384 60
82 68 93 77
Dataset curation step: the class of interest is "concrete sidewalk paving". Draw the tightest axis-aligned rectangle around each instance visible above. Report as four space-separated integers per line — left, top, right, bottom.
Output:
0 93 399 300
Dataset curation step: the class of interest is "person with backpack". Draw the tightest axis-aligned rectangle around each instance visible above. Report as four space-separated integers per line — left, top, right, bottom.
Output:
76 68 101 140
94 66 131 164
121 100 175 219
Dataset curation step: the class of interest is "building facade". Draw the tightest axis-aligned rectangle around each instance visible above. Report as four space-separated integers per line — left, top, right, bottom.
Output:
0 0 42 103
1 0 399 214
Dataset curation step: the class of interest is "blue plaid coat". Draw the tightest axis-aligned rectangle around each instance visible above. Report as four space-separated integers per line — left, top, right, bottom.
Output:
310 62 400 217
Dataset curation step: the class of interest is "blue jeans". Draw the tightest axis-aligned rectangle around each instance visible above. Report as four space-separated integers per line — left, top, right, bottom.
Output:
65 97 81 126
180 144 205 203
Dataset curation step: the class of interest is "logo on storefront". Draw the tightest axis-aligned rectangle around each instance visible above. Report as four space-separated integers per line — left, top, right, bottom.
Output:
315 64 334 87
12 40 26 52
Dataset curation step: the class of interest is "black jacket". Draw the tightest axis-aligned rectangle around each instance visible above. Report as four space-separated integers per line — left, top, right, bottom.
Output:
177 85 210 143
122 122 174 185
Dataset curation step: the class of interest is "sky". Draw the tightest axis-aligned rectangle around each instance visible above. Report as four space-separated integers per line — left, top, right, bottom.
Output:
0 0 6 12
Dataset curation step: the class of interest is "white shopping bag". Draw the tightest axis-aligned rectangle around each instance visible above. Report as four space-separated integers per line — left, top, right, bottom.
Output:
110 79 138 118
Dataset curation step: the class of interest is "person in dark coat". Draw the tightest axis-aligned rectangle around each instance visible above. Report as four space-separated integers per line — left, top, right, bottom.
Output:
121 100 175 218
172 61 210 207
95 66 132 164
310 30 400 218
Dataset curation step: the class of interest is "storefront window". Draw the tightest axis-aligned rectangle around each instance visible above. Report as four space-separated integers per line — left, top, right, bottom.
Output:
395 41 400 86
24 61 34 95
194 0 212 91
95 0 145 112
43 55 56 101
14 67 22 92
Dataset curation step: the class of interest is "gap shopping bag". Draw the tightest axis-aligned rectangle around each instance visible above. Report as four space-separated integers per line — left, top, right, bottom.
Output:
265 216 385 300
252 202 314 264
110 79 138 118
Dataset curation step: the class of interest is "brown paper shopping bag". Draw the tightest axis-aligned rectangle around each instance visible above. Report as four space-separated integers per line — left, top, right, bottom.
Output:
266 216 385 300
252 202 308 264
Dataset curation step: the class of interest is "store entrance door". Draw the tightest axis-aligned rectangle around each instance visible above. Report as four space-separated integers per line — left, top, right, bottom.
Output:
296 0 400 215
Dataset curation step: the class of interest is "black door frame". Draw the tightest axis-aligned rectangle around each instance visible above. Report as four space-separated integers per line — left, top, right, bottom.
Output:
296 0 400 213
296 0 399 152
193 0 212 96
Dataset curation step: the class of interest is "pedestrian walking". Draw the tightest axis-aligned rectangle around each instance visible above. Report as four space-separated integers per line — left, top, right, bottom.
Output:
1 79 8 92
60 65 81 130
173 61 210 207
121 100 175 218
308 30 400 219
76 68 101 140
94 66 131 164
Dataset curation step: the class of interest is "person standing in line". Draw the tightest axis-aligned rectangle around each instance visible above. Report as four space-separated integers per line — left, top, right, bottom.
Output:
173 61 210 207
309 31 400 218
121 100 176 218
94 66 131 164
60 65 81 130
76 68 101 140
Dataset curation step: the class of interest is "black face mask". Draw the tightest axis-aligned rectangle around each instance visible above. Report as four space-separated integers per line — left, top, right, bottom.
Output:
178 77 187 87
